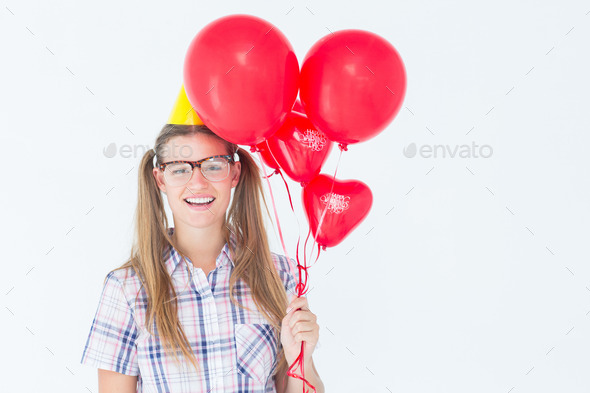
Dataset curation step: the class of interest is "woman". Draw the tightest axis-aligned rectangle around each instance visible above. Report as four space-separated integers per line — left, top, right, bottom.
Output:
80 119 325 392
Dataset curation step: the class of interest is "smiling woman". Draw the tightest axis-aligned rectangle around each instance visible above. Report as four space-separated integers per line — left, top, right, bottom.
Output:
79 108 324 392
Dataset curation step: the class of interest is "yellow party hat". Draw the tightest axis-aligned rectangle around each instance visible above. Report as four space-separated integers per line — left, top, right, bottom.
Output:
168 85 204 125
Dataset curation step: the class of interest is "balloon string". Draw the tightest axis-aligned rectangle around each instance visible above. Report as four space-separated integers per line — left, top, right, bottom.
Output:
278 169 295 212
252 147 291 264
263 139 306 290
264 140 295 212
287 342 317 393
264 139 309 297
255 143 309 293
306 146 345 266
251 145 315 393
288 145 345 393
262 169 279 179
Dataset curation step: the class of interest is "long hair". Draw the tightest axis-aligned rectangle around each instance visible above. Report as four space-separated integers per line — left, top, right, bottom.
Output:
110 124 291 389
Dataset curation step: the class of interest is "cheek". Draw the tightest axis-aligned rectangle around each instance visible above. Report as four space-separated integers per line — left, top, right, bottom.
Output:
169 198 182 212
166 192 183 208
217 187 234 205
217 191 231 205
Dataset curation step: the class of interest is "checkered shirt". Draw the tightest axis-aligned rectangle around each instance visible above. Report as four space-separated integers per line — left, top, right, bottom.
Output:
80 228 299 393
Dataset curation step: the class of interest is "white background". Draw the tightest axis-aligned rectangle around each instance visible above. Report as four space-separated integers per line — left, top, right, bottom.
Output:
1 1 590 392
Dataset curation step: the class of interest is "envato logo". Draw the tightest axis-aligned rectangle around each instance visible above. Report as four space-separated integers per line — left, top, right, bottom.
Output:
103 141 194 159
403 142 493 159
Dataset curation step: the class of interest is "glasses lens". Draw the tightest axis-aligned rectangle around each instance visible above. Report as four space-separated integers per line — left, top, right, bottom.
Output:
201 157 230 181
164 163 193 186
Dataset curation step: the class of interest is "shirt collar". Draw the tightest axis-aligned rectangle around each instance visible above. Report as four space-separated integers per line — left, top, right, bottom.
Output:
164 227 236 276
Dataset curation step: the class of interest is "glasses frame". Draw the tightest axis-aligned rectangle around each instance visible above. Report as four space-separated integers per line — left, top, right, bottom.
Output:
158 154 237 184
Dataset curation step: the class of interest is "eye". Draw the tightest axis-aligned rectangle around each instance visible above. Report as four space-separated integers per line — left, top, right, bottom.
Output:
203 158 228 171
166 163 192 175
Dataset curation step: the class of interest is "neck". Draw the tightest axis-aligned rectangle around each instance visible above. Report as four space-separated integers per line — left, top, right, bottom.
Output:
171 221 228 268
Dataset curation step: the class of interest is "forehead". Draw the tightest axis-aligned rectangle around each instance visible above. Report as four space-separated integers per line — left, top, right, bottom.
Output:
161 134 228 161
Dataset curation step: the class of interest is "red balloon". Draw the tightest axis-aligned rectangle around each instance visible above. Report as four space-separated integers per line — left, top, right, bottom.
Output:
266 112 333 185
292 98 305 114
183 14 299 146
255 140 280 170
302 174 373 248
300 30 407 146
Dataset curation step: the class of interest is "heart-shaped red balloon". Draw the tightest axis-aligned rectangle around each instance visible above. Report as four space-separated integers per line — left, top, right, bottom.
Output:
266 112 333 185
302 174 373 248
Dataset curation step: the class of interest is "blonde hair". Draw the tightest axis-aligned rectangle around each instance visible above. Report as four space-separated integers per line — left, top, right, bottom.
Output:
110 124 291 390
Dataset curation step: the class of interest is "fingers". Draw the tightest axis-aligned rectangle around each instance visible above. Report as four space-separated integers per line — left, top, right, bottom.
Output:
288 309 316 327
286 295 309 314
281 296 320 351
284 296 310 325
292 330 318 345
289 320 317 335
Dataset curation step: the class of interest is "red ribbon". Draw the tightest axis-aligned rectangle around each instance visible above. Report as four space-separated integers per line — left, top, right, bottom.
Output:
253 142 346 393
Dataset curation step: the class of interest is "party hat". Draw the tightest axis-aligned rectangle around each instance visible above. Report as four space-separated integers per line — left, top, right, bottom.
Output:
168 85 204 125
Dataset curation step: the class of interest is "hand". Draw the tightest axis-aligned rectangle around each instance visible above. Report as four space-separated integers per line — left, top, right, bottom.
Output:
280 295 319 365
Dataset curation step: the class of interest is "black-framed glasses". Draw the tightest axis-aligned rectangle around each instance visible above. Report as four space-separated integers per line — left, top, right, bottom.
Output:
158 154 238 186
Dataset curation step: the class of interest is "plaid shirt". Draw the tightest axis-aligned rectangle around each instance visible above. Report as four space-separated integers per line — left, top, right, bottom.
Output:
80 227 299 393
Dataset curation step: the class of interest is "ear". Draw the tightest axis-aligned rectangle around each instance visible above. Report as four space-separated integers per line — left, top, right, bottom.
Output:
152 167 167 194
231 161 241 188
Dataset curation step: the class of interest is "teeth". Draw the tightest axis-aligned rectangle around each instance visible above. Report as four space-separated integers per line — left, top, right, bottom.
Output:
185 197 214 204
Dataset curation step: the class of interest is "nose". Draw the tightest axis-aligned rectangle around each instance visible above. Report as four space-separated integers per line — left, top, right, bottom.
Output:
186 166 210 188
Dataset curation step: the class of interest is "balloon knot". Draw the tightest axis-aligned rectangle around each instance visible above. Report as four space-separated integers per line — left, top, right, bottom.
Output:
321 245 327 251
250 145 258 153
338 143 348 152
300 181 308 188
295 283 306 295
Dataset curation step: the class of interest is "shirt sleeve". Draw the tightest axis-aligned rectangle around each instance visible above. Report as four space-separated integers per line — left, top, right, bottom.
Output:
272 254 300 300
80 271 140 376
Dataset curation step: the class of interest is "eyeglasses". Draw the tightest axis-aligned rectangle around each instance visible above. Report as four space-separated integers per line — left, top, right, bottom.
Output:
158 154 238 186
